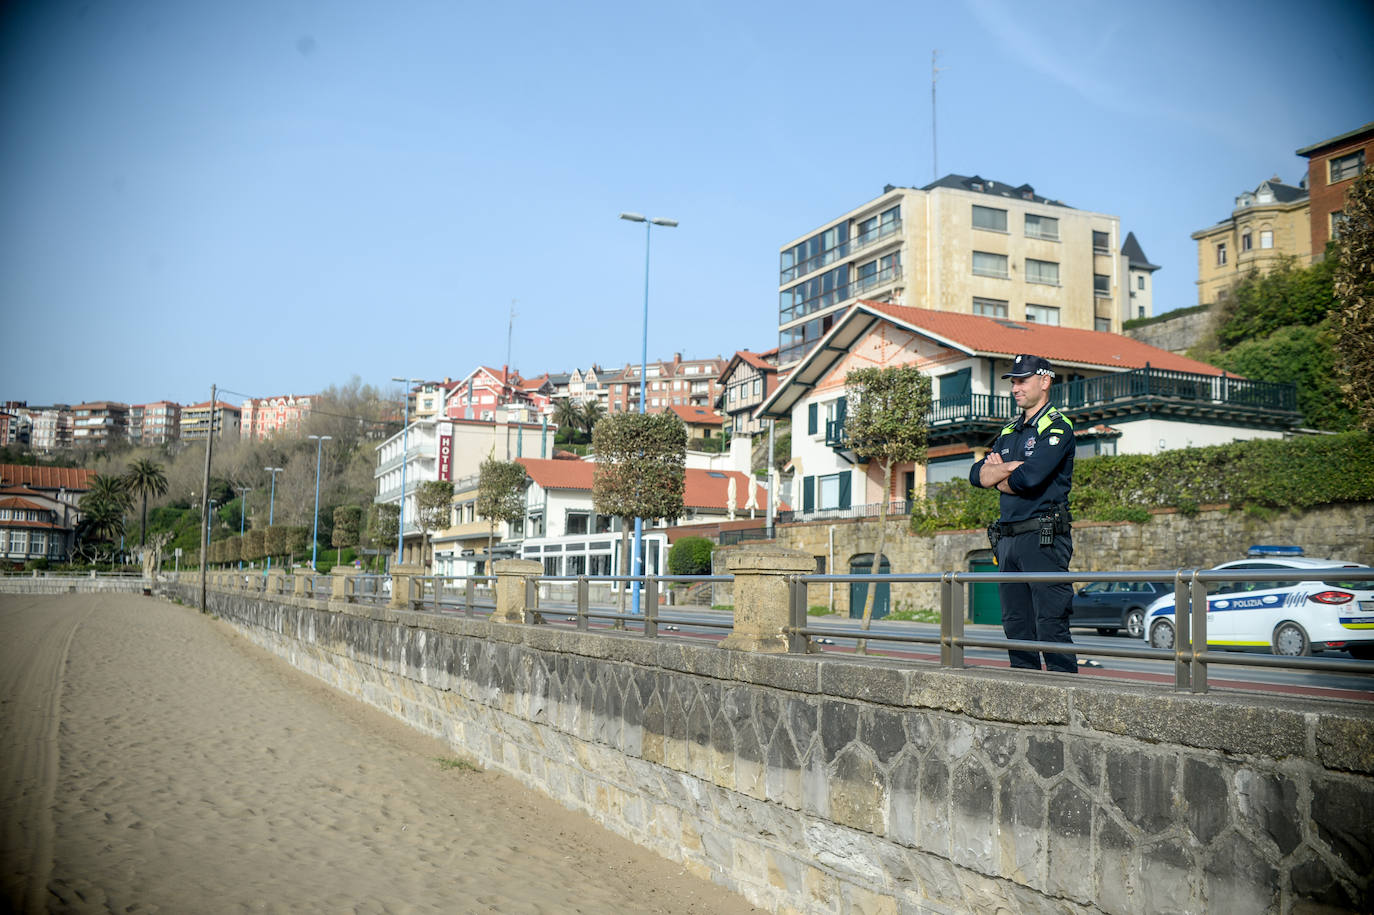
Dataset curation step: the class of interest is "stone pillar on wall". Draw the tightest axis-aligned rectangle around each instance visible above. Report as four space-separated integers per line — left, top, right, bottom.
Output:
492 559 542 624
719 547 815 653
389 563 423 610
292 573 309 598
331 565 357 602
266 570 286 596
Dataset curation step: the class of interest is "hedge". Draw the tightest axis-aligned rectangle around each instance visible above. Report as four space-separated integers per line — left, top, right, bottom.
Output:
911 431 1374 533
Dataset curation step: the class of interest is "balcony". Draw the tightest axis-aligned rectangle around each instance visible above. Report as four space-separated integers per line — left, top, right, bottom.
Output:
822 367 1299 452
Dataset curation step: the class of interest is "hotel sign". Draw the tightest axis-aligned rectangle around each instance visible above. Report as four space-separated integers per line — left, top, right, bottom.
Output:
438 434 453 481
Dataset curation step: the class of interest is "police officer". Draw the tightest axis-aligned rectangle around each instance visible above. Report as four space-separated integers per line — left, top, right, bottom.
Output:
969 354 1077 672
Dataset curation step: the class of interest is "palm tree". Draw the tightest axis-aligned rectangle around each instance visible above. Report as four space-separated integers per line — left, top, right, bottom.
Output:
79 474 132 562
553 398 583 438
124 458 169 546
580 400 606 439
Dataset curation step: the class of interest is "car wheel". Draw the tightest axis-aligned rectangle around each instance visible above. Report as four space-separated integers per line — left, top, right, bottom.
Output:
1272 621 1310 657
1096 627 1117 636
1125 608 1145 639
1149 620 1175 650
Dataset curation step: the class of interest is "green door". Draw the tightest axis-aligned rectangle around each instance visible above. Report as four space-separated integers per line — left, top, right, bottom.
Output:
849 554 890 620
969 557 1002 625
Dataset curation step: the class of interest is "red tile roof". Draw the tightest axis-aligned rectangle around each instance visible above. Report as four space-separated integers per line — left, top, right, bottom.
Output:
516 459 787 511
0 465 96 491
0 496 46 510
668 404 724 426
863 302 1227 375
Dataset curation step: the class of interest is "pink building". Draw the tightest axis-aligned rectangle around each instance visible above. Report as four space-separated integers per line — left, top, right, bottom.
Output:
240 394 314 440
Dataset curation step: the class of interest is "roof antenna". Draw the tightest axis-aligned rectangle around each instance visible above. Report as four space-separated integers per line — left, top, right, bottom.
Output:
931 50 944 182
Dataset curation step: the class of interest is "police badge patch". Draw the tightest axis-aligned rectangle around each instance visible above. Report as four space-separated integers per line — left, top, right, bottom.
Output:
1049 435 1060 446
1023 435 1036 455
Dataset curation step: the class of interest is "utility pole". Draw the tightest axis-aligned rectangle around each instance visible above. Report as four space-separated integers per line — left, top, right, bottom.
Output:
198 383 216 613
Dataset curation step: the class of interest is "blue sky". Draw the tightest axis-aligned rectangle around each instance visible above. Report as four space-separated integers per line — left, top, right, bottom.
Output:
3 0 1372 408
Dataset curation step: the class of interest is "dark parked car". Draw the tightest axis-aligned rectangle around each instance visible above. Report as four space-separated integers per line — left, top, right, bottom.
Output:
1070 580 1174 637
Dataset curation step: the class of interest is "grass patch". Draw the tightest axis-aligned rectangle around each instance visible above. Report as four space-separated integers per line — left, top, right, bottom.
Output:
433 756 479 772
885 607 941 623
710 604 734 611
807 605 833 616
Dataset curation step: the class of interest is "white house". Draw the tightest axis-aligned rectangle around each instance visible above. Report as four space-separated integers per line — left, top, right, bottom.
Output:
757 300 1301 521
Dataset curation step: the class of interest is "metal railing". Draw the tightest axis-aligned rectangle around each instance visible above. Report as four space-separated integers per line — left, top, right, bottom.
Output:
176 567 1374 696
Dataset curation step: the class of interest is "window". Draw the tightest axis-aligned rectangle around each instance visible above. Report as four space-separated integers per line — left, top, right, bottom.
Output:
972 205 1007 232
1093 273 1110 296
1138 305 1145 318
1024 213 1059 240
1025 304 1060 325
816 472 851 511
752 378 761 397
1092 230 1110 253
589 554 613 577
1331 211 1347 239
972 251 1009 278
1026 258 1060 285
1260 229 1273 249
1137 275 1145 291
565 554 586 576
972 296 1008 317
1330 150 1365 183
11 531 27 554
565 511 590 535
1241 231 1252 251
1216 243 1227 266
542 556 561 576
1095 318 1111 332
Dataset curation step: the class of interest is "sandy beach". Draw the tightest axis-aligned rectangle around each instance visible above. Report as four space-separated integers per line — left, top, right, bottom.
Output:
0 592 757 914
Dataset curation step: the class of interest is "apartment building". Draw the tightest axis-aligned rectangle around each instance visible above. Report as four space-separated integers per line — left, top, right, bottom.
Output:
565 365 610 408
71 402 129 449
1297 121 1374 255
180 400 241 441
128 401 182 446
604 353 725 414
239 395 313 440
777 176 1151 364
442 366 552 423
1190 178 1311 305
29 407 73 453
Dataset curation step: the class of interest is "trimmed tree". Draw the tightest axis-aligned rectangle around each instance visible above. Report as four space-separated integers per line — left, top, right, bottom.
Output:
843 366 932 651
264 525 289 568
332 505 363 566
243 528 266 566
365 502 400 571
1334 165 1374 431
476 458 527 574
667 536 713 575
285 526 309 568
415 481 455 569
592 411 687 611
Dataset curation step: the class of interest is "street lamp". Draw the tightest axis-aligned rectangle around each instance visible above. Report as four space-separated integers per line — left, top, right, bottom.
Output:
309 435 332 570
235 486 252 570
391 377 422 567
619 211 678 614
264 467 282 571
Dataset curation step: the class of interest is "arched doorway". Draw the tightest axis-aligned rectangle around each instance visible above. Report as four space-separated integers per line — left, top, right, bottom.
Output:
849 553 890 620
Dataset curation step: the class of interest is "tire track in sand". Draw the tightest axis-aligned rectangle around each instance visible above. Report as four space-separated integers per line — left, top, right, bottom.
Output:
0 594 95 914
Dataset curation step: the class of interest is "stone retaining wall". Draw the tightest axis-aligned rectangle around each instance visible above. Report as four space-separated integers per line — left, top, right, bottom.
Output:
173 582 1374 914
0 575 150 595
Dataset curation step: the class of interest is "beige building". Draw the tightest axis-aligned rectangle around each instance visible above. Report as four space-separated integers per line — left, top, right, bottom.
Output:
778 176 1152 364
1190 177 1310 306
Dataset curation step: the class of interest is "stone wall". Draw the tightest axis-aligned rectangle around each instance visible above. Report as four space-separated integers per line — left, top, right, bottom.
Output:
174 582 1374 914
1123 307 1215 354
0 574 150 595
729 503 1374 616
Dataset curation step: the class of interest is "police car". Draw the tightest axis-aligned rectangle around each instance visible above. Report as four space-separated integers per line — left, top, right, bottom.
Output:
1142 547 1374 658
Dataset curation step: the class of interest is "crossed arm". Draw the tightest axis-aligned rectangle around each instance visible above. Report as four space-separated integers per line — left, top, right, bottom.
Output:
978 451 1024 494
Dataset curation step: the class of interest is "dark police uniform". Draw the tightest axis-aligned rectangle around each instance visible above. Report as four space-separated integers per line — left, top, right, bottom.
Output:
969 361 1077 672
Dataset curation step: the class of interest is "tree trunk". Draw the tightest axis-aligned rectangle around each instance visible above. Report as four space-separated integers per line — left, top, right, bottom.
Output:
856 460 892 655
140 496 148 547
487 523 495 577
617 519 630 623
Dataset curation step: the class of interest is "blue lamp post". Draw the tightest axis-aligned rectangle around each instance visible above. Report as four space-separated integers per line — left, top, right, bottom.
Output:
263 466 282 571
308 434 332 570
391 377 421 567
235 486 251 570
618 211 678 614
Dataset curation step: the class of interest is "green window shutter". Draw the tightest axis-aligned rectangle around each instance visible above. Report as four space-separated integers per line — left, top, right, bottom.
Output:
838 473 852 510
803 476 815 513
807 403 818 435
836 396 847 423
